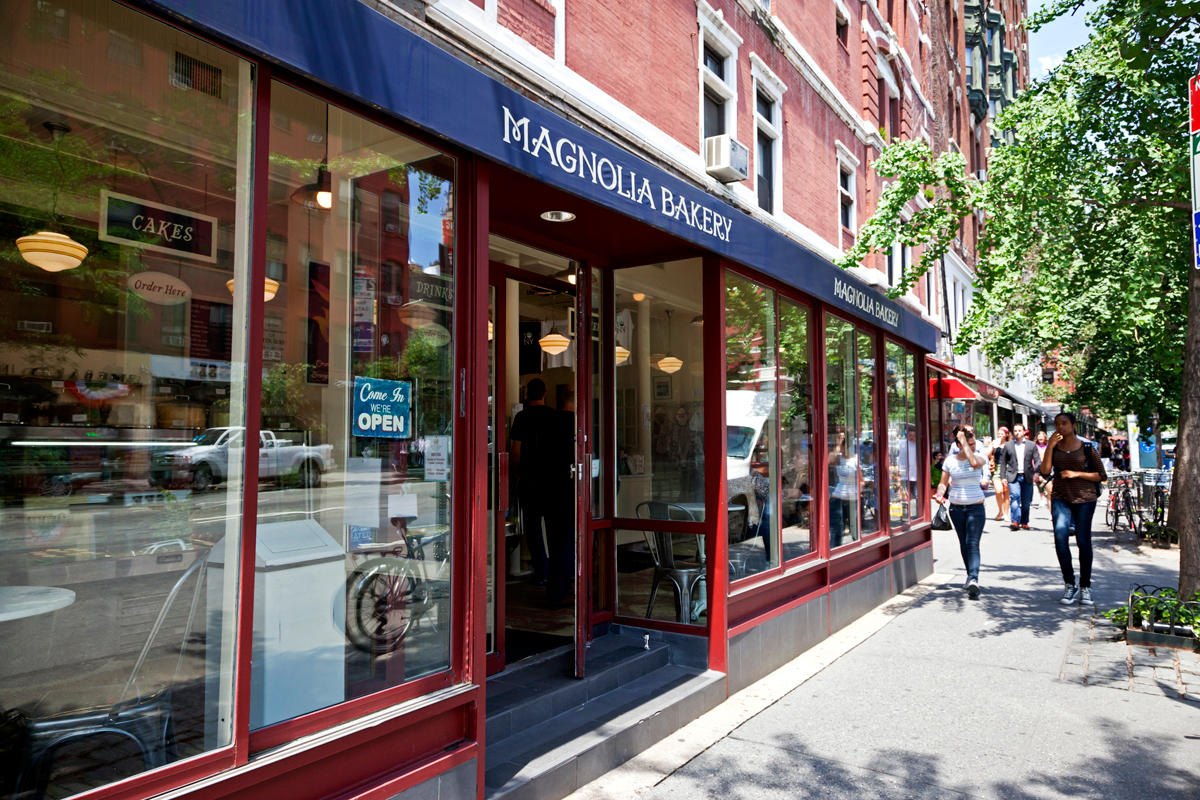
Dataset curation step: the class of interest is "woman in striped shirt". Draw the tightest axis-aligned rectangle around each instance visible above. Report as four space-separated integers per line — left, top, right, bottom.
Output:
934 424 991 599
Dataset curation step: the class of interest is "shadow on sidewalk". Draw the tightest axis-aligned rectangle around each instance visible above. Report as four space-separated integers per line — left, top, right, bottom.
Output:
649 718 1200 799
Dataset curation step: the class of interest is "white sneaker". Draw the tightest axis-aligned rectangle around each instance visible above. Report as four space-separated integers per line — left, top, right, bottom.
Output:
1060 584 1080 605
1080 588 1094 606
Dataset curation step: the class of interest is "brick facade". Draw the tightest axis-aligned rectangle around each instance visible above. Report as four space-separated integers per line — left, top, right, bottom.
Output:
498 0 556 56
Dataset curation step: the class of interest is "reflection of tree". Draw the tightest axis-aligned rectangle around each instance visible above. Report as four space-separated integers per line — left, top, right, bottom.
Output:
267 154 450 214
261 363 312 428
778 302 810 432
357 327 454 437
724 273 773 385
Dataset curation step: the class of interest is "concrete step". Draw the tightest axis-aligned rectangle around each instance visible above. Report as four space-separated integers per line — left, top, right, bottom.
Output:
485 634 670 742
483 664 725 800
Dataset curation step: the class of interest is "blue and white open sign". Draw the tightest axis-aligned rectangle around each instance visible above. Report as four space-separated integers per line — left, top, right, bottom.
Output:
352 377 411 439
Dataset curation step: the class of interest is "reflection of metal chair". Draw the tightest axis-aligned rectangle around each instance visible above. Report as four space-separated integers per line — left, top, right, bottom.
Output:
635 502 704 625
14 553 210 799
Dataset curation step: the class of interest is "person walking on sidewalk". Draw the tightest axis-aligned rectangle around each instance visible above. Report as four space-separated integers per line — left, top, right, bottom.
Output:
997 424 1040 530
934 424 991 599
990 427 1011 521
1033 430 1049 508
1039 412 1107 607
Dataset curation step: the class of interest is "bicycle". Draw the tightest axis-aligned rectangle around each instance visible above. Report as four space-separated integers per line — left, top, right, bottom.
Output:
1140 469 1172 527
345 526 450 655
1105 471 1140 534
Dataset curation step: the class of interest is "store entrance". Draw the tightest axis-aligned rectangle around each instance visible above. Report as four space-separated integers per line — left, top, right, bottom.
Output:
486 238 585 676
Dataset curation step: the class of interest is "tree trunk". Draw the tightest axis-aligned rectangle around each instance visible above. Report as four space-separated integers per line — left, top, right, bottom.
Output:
1170 261 1200 599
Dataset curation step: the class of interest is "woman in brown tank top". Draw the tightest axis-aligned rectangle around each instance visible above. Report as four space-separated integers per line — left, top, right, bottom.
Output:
1038 412 1107 607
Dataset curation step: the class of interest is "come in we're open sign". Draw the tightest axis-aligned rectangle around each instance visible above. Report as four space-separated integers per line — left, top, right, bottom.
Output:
352 377 411 438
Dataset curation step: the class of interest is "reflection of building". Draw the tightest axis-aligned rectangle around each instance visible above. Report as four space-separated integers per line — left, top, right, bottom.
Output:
0 3 946 800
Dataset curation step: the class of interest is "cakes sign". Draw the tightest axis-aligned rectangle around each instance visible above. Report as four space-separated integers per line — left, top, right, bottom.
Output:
100 190 217 263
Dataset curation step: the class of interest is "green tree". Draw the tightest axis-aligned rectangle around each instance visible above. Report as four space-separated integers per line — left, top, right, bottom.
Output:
837 1 1200 594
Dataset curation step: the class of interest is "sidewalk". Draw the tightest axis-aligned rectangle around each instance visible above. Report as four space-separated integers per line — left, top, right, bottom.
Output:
571 497 1200 800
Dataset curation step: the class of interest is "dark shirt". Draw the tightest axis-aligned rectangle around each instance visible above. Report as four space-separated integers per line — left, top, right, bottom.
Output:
510 404 559 483
1046 443 1107 504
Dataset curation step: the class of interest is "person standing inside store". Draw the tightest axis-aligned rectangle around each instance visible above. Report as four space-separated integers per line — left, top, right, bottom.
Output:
1040 412 1108 606
510 378 556 587
997 424 1040 530
546 389 577 610
989 427 1012 521
934 424 991 599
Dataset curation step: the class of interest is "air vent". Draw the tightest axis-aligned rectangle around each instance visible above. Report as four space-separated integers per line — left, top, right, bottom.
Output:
17 320 51 333
173 52 222 98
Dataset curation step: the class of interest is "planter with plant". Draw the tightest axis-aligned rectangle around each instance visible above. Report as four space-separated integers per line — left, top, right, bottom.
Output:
1103 585 1200 652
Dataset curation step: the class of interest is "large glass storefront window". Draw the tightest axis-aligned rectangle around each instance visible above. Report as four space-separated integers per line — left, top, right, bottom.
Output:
251 82 455 730
613 260 704 626
857 331 879 536
0 1 253 794
778 299 813 560
886 342 919 528
724 272 778 578
825 316 860 549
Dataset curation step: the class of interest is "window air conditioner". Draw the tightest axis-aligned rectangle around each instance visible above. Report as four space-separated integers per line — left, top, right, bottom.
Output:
976 169 986 181
704 134 750 183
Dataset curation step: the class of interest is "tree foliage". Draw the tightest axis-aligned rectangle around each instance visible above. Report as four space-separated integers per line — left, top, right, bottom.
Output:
838 0 1197 429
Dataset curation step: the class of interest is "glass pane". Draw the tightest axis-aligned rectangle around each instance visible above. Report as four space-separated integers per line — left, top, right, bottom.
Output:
254 82 455 730
887 343 916 529
590 267 605 517
0 2 253 793
906 352 921 519
779 300 813 560
613 260 705 517
487 286 496 654
858 331 879 535
825 315 859 548
615 527 706 626
725 272 778 577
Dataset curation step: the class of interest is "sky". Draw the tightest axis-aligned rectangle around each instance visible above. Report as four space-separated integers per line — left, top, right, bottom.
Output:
1026 0 1097 79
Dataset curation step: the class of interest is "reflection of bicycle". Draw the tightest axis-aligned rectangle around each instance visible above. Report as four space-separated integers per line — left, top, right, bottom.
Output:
345 529 449 654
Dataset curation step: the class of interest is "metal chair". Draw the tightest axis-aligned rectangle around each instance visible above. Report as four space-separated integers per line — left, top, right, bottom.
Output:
635 502 704 624
14 552 210 799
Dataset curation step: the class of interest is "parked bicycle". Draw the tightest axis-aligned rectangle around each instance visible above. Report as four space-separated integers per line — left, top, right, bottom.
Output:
1140 469 1172 528
1105 471 1141 534
345 523 450 655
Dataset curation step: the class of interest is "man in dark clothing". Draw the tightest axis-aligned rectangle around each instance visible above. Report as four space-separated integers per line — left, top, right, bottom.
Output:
510 378 558 587
545 389 577 609
997 424 1041 530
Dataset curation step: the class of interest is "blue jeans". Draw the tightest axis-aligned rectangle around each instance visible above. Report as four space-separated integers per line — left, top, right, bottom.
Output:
1052 499 1095 588
948 503 986 581
1010 475 1032 525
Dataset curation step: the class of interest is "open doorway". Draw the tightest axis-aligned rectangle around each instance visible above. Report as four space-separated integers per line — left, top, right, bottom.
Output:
487 237 581 672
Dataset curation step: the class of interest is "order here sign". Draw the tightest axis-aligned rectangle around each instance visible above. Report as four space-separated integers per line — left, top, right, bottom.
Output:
353 377 411 438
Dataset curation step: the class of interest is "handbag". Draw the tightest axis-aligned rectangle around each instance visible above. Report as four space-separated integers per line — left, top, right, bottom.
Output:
932 502 952 530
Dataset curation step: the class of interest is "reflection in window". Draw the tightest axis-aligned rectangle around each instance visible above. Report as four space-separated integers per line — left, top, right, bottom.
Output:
724 273 778 578
779 300 813 560
825 316 859 548
251 82 455 731
0 2 253 795
858 331 879 535
887 342 919 528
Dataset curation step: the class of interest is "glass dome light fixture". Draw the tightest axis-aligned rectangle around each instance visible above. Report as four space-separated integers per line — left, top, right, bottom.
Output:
657 309 682 374
539 326 570 355
226 276 280 302
540 210 576 222
614 344 630 365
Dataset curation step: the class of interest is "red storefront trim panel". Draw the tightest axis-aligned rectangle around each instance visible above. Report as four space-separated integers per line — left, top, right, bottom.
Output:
728 571 829 637
703 256 730 676
332 742 476 800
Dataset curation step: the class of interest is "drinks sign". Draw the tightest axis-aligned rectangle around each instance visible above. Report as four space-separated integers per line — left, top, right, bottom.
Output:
100 190 217 263
352 377 411 439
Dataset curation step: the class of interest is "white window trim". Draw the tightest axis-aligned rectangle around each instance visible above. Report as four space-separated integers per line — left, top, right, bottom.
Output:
698 0 741 146
750 54 786 215
836 142 857 236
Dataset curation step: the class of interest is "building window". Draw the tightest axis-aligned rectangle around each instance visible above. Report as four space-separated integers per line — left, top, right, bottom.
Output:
887 342 921 528
837 17 849 45
1042 369 1056 383
698 6 741 150
756 129 774 213
826 316 880 547
751 58 786 216
966 46 975 85
836 146 857 233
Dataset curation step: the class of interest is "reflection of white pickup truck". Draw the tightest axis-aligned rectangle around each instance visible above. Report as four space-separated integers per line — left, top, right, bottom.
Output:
152 427 335 490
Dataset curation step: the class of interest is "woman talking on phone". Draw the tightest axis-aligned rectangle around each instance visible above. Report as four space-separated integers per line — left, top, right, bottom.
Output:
1040 412 1107 606
934 424 991 599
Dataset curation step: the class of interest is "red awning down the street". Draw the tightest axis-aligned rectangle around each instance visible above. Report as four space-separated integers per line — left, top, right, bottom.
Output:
930 376 978 400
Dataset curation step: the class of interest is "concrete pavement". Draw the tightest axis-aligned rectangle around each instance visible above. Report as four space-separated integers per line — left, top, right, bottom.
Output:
573 496 1199 799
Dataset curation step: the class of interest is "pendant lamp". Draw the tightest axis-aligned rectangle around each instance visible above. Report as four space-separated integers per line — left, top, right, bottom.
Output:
18 122 88 272
226 277 280 302
657 309 682 373
614 345 630 365
291 163 332 210
539 327 570 355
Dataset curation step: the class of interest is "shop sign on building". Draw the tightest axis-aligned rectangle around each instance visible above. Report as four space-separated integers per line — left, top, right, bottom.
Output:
129 271 192 306
100 190 217 262
353 376 410 438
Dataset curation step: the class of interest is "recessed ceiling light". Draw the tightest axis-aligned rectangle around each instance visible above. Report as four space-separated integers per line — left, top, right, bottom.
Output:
540 210 576 222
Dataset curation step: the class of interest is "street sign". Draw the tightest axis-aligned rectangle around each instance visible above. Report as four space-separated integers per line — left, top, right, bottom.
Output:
1191 72 1200 268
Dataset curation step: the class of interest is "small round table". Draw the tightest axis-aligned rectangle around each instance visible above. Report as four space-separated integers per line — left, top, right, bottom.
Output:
0 586 76 622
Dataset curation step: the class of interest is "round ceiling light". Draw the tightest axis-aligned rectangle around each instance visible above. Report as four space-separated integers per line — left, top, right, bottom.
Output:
657 354 683 374
540 210 576 222
539 329 571 355
17 231 87 272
